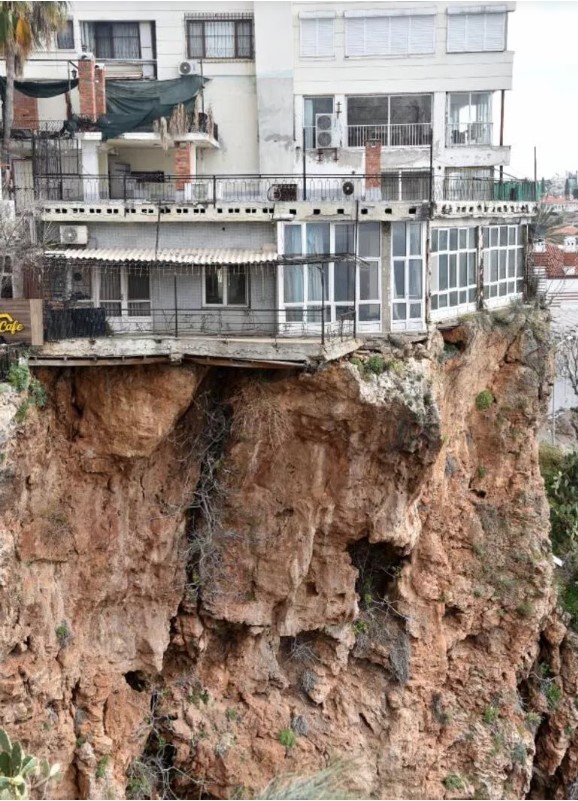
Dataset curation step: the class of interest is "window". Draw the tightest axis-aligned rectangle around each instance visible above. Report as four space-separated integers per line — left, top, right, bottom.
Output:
82 22 141 59
447 92 492 146
443 168 493 201
447 11 506 53
204 266 248 306
56 20 74 50
187 17 254 59
391 222 425 329
304 96 334 149
431 227 478 314
300 15 334 58
347 94 432 147
345 12 435 57
99 267 150 318
282 222 381 330
482 225 524 302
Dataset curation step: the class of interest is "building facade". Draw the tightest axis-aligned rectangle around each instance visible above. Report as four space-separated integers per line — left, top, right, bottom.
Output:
2 0 538 366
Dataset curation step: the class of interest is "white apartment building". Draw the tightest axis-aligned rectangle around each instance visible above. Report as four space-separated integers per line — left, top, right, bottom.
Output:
1 0 538 367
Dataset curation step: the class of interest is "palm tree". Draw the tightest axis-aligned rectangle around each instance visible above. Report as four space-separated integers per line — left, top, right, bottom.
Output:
0 1 68 167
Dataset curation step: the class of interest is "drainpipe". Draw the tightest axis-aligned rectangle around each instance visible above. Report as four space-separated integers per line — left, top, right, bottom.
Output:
499 89 505 187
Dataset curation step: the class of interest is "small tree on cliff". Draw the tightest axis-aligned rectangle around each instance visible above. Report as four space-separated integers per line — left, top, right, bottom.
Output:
0 2 68 168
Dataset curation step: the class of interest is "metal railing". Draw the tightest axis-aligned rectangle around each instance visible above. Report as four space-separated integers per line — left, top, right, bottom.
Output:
347 123 432 148
43 304 356 345
446 122 494 147
14 172 538 207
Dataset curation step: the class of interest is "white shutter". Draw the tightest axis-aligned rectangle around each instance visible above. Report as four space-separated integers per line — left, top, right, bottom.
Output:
365 17 389 56
316 18 334 57
484 12 506 50
466 14 485 51
409 15 435 54
447 14 467 52
390 16 409 55
345 17 365 56
300 18 318 57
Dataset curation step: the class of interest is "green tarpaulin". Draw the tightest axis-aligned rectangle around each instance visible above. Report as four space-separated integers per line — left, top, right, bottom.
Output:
0 77 78 98
97 75 207 140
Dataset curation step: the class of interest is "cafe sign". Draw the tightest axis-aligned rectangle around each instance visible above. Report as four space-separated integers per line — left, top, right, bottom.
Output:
0 300 43 346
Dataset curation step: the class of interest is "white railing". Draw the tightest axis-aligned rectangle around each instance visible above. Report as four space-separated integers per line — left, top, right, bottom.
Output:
446 122 493 147
347 123 431 148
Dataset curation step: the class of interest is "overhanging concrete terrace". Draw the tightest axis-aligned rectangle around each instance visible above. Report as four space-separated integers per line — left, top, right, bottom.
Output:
28 335 362 369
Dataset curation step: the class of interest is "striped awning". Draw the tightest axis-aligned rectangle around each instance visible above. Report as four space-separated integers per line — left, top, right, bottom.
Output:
45 248 279 266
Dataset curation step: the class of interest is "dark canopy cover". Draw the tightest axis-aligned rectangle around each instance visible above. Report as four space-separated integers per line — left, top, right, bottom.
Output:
0 77 78 98
98 75 207 140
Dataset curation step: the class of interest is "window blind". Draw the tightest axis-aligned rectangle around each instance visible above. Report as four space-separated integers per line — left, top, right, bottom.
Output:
447 12 506 52
345 14 435 57
300 17 334 58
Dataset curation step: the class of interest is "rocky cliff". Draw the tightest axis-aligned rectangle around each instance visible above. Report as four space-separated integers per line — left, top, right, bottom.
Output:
0 307 577 800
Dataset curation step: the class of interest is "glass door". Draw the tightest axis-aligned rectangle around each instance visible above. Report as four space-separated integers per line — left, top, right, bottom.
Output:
391 222 425 331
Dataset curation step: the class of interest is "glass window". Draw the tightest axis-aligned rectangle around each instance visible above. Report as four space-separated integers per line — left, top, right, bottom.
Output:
392 223 406 257
482 225 524 303
347 95 431 147
304 96 334 149
431 227 478 314
284 265 304 303
57 20 74 50
93 21 140 59
205 266 247 306
359 223 380 258
284 225 302 256
334 261 355 302
187 18 254 59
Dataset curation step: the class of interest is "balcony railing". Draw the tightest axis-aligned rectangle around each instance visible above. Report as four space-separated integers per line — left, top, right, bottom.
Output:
13 172 538 208
446 122 494 147
43 305 356 345
347 123 432 148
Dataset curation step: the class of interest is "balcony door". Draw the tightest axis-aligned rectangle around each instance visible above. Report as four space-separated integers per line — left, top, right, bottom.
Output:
391 222 425 332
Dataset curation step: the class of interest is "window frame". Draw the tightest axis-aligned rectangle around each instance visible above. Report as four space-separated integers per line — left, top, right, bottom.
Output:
93 21 142 60
344 13 435 58
98 266 151 319
279 222 382 332
346 93 433 148
482 225 524 306
447 11 507 54
391 221 426 331
202 265 249 308
186 18 254 60
56 19 74 50
430 226 478 318
299 16 335 59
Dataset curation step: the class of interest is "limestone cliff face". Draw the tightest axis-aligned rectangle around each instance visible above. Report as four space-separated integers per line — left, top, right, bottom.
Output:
0 310 576 800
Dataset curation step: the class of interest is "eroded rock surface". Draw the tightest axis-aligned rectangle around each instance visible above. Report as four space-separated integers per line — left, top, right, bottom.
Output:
0 310 577 800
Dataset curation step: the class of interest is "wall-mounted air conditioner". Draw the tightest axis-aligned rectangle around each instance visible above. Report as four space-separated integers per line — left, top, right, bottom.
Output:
179 60 200 76
59 225 88 245
315 113 338 149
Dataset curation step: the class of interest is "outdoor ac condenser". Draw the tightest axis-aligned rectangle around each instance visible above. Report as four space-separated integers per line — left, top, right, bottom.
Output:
59 225 88 245
315 113 338 149
179 60 200 76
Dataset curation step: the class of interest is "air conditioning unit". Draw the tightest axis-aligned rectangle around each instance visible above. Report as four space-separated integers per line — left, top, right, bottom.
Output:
179 60 200 76
59 225 88 245
315 113 338 149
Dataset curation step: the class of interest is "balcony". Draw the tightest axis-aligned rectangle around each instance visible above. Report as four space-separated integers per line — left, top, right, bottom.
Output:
447 122 494 147
13 172 539 210
347 123 432 149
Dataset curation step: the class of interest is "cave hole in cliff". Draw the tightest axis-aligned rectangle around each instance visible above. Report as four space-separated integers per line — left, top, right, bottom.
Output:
348 537 406 610
124 670 149 693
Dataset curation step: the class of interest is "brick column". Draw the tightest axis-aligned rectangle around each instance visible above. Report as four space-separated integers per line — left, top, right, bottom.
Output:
78 58 97 120
13 91 38 129
365 141 382 189
94 64 106 118
174 143 194 190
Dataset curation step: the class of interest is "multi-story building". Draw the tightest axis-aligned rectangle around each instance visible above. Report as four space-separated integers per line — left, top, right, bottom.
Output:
1 0 537 367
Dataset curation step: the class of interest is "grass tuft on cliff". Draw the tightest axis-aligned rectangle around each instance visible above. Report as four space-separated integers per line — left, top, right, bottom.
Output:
258 761 358 800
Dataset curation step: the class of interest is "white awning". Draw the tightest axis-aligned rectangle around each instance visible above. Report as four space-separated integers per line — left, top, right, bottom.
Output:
45 248 279 266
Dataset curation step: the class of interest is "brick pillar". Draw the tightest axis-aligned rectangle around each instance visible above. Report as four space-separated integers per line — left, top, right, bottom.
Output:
94 64 106 118
365 141 382 189
78 58 97 120
13 91 38 129
174 143 194 190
